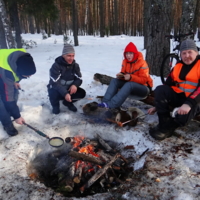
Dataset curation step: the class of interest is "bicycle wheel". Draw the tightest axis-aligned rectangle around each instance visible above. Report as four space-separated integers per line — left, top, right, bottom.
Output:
160 53 179 84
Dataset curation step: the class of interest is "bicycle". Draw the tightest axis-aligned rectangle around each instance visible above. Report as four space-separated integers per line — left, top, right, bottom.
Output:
160 32 199 84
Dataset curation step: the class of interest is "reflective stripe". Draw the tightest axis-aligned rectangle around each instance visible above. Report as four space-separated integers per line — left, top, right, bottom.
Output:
177 81 198 86
178 87 195 93
130 66 147 74
140 66 148 69
74 74 82 79
50 74 61 82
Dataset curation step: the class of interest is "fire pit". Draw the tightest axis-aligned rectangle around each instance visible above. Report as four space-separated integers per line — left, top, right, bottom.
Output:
27 134 134 197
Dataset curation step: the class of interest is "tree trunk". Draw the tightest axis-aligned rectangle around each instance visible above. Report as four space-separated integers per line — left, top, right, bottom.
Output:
0 0 15 48
145 0 173 76
143 0 151 49
99 0 105 37
180 0 197 37
72 0 79 46
28 15 35 34
9 1 22 48
0 17 7 48
113 0 118 35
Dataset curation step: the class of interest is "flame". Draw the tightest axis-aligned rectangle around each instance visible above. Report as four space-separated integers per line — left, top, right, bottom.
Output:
72 136 101 174
73 136 85 148
79 144 99 157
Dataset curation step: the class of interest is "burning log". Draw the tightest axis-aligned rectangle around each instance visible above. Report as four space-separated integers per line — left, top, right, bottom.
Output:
73 162 83 184
80 153 120 193
62 163 76 192
69 150 104 165
96 133 113 152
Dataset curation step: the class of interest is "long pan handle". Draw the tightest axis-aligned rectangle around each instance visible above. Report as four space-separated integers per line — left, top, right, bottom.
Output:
23 122 49 139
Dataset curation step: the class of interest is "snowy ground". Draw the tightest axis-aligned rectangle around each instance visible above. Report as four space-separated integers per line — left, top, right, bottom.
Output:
0 34 200 200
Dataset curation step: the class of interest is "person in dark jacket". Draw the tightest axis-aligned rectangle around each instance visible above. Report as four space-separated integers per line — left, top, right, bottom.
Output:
47 43 86 114
0 49 36 136
149 39 200 140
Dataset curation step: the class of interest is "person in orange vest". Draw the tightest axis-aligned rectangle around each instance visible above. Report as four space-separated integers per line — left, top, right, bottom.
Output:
98 42 153 109
149 39 200 140
0 49 36 136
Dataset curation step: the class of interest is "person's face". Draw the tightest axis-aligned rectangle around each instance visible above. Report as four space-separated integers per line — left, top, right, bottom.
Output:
181 49 198 65
125 52 134 61
63 53 75 64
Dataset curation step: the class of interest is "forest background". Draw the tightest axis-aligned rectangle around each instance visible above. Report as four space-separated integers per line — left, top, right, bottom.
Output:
0 0 200 76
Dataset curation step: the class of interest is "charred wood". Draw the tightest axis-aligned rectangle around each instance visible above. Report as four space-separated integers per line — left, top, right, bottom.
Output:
73 163 83 184
69 150 104 165
97 149 113 162
96 133 113 152
80 153 120 192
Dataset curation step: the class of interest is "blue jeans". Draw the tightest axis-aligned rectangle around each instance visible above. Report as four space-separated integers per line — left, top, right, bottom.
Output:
103 78 149 108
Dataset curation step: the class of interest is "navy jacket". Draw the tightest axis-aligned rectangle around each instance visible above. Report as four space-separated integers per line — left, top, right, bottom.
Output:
48 56 82 97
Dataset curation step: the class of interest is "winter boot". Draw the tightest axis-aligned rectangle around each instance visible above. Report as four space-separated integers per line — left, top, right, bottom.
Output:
4 123 18 136
149 114 179 140
63 101 77 112
52 106 60 114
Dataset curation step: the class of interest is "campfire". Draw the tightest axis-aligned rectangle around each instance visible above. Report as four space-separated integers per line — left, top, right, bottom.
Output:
27 134 134 197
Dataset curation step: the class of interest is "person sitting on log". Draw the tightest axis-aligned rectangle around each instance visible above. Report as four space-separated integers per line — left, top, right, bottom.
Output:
47 43 86 114
149 39 200 140
98 42 153 109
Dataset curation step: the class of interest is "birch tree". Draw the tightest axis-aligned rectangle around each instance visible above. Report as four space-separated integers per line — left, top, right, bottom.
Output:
0 0 15 48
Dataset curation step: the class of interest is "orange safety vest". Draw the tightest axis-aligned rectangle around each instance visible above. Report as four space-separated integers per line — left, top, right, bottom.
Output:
171 61 200 97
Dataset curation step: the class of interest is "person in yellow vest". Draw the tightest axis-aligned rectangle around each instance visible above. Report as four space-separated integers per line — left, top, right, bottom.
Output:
149 39 200 140
0 49 36 136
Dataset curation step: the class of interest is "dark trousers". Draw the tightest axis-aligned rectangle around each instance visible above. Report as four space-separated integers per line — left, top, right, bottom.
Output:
0 97 12 126
48 87 86 108
154 85 200 126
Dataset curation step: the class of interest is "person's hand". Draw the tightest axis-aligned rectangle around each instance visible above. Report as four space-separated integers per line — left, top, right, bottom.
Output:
65 93 72 102
124 74 131 81
68 85 77 95
148 107 157 115
15 117 25 125
14 82 21 89
116 73 124 79
177 104 191 115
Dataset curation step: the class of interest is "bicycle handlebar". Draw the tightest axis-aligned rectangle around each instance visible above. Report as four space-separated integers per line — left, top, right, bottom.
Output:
165 32 194 41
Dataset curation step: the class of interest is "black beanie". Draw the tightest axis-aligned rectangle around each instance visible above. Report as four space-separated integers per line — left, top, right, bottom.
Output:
16 54 36 76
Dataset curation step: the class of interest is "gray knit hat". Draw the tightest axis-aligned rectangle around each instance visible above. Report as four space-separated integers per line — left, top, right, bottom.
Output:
62 43 75 55
180 39 198 52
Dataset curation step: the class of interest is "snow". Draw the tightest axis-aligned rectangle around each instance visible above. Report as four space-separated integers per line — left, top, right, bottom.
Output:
0 34 200 200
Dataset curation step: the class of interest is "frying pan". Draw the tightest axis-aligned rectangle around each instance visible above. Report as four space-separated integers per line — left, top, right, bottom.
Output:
23 122 64 148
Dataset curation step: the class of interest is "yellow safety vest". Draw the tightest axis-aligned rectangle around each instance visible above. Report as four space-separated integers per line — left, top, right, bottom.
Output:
0 49 26 82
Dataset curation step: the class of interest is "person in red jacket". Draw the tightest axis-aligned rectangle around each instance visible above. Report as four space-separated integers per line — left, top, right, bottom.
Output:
98 42 153 109
149 39 200 140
